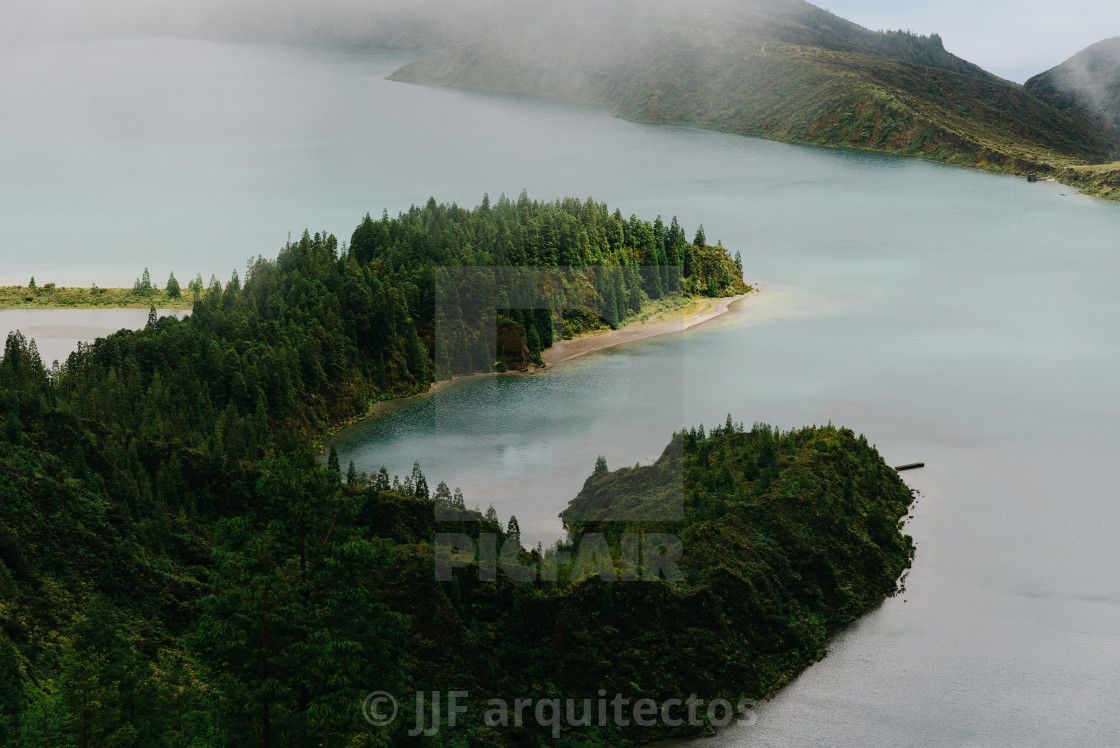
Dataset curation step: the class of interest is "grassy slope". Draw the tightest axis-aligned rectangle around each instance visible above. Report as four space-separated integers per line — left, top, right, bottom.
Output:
1055 161 1120 200
0 286 194 310
390 1 1115 180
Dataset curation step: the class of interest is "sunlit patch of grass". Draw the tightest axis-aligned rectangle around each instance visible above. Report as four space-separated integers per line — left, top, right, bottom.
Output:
0 286 195 309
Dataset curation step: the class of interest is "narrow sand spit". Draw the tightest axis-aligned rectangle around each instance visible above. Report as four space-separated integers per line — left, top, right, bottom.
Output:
542 292 750 367
321 292 753 444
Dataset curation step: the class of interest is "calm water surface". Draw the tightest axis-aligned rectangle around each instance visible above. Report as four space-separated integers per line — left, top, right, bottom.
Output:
0 308 189 365
4 38 1120 746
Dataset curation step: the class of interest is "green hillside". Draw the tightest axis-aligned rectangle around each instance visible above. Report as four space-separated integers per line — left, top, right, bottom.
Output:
360 420 914 745
1054 160 1120 200
1025 36 1120 142
0 196 755 745
390 0 1115 175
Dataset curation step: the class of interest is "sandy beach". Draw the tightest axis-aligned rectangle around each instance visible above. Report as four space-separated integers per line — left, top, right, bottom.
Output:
320 292 754 446
430 292 753 392
541 292 751 368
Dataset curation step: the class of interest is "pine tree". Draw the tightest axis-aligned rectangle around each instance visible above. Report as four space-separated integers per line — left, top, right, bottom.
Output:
327 445 341 474
434 481 453 506
410 461 429 499
134 268 153 296
56 644 118 746
190 460 407 746
506 514 521 539
594 455 608 473
4 401 21 445
452 486 465 508
166 272 181 299
188 273 204 299
346 460 358 485
0 637 24 744
52 601 146 748
27 277 35 289
693 225 706 248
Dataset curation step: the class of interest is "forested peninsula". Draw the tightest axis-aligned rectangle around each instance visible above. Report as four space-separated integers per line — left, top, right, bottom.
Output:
0 194 912 746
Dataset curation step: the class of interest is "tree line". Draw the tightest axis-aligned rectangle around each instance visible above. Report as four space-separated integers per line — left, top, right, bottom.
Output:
0 194 749 746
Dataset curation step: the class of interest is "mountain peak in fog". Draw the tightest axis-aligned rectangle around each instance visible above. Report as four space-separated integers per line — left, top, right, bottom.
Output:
1025 36 1120 140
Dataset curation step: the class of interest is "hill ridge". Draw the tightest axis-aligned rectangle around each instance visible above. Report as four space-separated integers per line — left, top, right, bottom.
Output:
389 0 1116 178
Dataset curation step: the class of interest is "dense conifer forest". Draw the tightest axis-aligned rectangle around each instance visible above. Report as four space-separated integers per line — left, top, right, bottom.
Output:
0 194 912 746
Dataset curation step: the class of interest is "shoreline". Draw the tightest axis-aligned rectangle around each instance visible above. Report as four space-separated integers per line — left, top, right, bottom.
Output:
0 307 193 367
541 292 748 368
318 291 754 447
388 74 1120 204
430 291 751 393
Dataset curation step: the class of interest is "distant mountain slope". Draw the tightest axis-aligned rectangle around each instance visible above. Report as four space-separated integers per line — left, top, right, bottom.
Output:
390 0 1114 173
1025 37 1120 140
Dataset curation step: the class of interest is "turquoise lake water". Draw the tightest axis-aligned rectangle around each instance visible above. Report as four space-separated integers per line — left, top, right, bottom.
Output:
3 37 1120 745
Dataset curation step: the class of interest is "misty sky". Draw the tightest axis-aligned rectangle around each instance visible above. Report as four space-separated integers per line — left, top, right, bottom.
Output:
823 0 1120 82
2 0 1119 83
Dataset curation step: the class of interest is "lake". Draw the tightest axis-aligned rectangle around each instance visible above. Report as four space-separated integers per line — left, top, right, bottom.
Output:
4 37 1120 746
0 307 189 366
